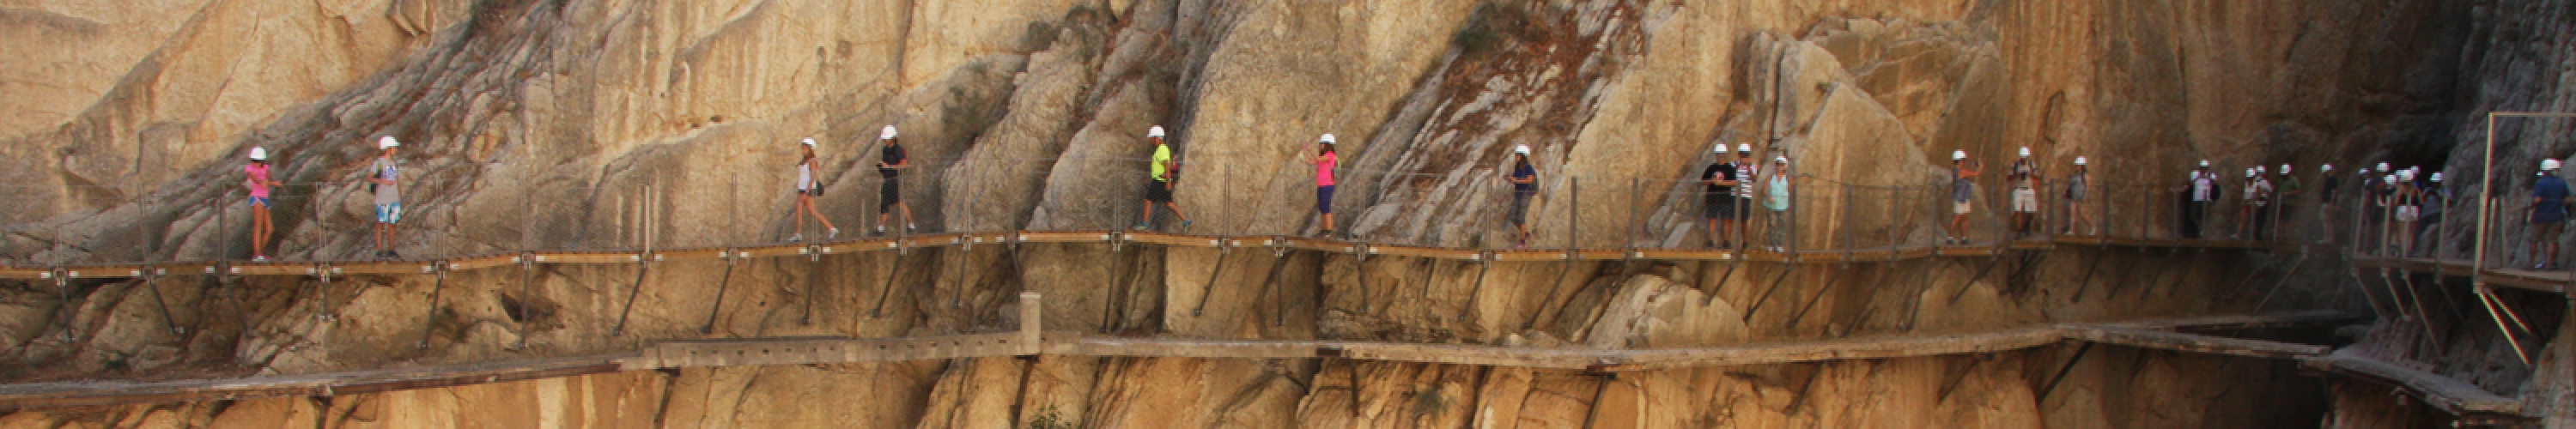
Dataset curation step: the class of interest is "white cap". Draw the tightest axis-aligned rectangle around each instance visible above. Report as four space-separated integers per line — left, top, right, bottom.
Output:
1148 126 1166 138
2431 172 2444 182
248 147 268 160
378 136 400 149
1514 145 1531 155
1320 133 1336 144
2546 159 2563 171
1711 144 1726 154
1774 155 1788 163
2198 160 2209 167
2322 164 2333 172
2376 162 2390 171
2018 147 2031 157
880 125 898 140
2280 164 2291 174
801 137 816 147
1736 143 1753 153
1952 150 1967 160
2074 156 2087 166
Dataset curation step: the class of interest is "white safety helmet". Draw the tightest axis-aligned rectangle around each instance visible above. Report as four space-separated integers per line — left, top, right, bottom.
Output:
1320 133 1336 144
1711 143 1727 154
1775 155 1788 163
2198 160 2210 167
2384 173 2397 184
248 147 268 160
2321 164 2333 172
2431 172 2444 182
2279 164 2291 174
2255 166 2267 174
2018 147 2031 157
378 136 400 149
880 125 898 140
2376 162 2390 172
1514 145 1531 155
2074 156 2087 166
2397 170 2414 182
1148 125 1166 138
2545 159 2563 172
800 137 816 147
1952 150 1967 160
2245 168 2256 178
1736 143 1753 153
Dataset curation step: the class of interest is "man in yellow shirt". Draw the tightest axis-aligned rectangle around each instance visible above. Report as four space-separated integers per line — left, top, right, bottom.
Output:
1137 126 1192 232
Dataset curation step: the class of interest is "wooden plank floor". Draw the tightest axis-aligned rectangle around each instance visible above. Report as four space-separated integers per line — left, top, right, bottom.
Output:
2302 347 2522 415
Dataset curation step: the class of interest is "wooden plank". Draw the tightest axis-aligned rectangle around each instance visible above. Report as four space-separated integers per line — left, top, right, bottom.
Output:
228 263 320 276
327 262 439 275
1568 249 1631 261
58 265 149 279
2093 310 2361 331
732 244 814 259
1123 232 1223 248
1935 246 2002 257
2064 326 2328 359
0 268 52 280
2007 240 2056 251
445 254 524 272
1279 237 1362 253
526 252 644 264
1603 326 2067 372
2481 268 2570 294
148 263 217 277
1364 245 1484 260
651 247 731 261
1488 250 1573 262
0 353 629 409
2303 348 2522 415
1629 249 1737 261
1017 231 1115 244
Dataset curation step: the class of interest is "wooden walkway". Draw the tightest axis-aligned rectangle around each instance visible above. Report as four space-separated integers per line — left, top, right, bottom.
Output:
0 231 2293 282
2300 347 2523 417
2347 257 2571 294
0 299 2349 410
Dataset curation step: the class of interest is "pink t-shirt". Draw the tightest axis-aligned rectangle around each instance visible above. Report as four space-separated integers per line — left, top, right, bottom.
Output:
245 164 272 198
1316 152 1337 186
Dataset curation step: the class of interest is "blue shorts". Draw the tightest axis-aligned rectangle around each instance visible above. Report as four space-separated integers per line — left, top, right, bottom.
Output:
1316 185 1336 214
249 196 270 208
374 202 403 224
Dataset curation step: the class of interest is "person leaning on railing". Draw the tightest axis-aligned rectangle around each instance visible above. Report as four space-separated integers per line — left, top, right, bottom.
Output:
1763 155 1792 251
2064 156 2091 235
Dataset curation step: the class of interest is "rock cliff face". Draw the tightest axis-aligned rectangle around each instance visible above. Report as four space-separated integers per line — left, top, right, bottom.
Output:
0 0 2488 426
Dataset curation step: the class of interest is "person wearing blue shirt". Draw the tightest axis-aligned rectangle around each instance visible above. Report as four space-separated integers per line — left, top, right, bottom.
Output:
2532 159 2571 269
1506 145 1538 247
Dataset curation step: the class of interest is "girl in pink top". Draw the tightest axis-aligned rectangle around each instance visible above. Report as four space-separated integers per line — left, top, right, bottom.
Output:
245 148 282 261
1301 134 1340 238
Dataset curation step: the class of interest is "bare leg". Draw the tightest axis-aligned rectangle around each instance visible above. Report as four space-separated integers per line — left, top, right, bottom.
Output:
1163 202 1189 221
898 202 915 228
252 204 271 257
1139 201 1156 227
1321 213 1335 232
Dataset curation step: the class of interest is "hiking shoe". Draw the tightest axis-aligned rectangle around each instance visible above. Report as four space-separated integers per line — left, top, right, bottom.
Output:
384 251 401 260
1133 223 1150 231
1178 221 1192 233
1317 229 1334 238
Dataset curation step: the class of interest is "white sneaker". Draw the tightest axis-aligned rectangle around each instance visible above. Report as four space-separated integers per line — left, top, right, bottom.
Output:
828 228 841 239
787 233 804 243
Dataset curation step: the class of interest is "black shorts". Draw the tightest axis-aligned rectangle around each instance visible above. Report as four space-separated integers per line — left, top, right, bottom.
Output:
795 187 818 196
878 178 902 212
1703 194 1735 220
1145 178 1174 202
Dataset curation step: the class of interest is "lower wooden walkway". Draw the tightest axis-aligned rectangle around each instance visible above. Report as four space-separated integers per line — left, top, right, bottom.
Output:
0 231 2292 282
2348 257 2572 294
2300 347 2524 419
0 300 2349 410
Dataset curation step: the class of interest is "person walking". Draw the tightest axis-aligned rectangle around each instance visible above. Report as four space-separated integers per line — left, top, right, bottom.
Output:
2183 160 2216 239
2392 170 2422 254
367 136 404 259
2367 162 2392 249
2064 156 2092 235
1763 155 1792 251
875 126 917 235
2272 164 2300 241
2318 164 2337 243
1699 143 1741 248
2420 172 2449 255
2532 160 2570 269
1137 126 1193 232
788 138 839 242
1947 150 1982 245
1301 133 1340 238
1506 145 1538 247
246 147 282 261
2008 147 2038 238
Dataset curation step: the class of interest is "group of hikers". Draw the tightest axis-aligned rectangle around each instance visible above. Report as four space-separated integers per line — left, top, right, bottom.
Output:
229 129 2576 269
